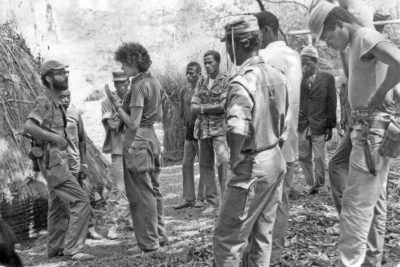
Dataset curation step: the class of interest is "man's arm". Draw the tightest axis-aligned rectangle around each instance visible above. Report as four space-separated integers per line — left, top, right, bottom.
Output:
77 114 87 166
191 101 226 115
369 42 400 110
24 119 67 149
226 83 253 168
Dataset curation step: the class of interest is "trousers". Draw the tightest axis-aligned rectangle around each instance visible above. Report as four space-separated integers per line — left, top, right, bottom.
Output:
123 127 167 251
298 130 326 187
213 147 286 267
198 136 229 207
328 129 352 213
182 139 205 202
270 161 295 264
41 149 90 257
336 124 391 267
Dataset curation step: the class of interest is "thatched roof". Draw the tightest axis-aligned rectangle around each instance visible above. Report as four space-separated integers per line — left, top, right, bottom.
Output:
0 23 44 202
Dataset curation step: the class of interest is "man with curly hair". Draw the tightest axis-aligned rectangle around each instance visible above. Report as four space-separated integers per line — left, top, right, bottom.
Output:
105 42 168 254
213 16 289 266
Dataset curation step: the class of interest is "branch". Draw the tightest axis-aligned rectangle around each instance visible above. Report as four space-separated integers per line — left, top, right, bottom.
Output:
256 0 265 11
263 0 309 10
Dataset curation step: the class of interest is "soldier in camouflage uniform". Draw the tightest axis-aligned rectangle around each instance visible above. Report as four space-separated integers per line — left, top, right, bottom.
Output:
191 50 230 214
24 60 94 261
213 16 290 266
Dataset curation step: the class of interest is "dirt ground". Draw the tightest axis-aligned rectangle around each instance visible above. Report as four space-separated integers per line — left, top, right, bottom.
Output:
16 152 400 267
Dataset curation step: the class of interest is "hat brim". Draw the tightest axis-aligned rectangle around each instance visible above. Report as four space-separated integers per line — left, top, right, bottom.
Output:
113 78 128 82
53 64 69 70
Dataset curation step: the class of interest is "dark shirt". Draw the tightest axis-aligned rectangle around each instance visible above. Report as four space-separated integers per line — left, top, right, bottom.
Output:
298 71 337 135
180 86 197 141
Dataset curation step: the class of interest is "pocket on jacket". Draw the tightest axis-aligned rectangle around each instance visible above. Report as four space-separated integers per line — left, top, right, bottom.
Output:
124 140 155 173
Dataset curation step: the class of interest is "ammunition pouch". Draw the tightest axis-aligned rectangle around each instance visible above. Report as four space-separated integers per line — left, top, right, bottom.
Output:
379 116 400 158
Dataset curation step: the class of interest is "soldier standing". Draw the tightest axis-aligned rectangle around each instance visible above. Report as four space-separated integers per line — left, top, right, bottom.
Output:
308 2 400 266
105 42 168 254
23 60 94 261
190 51 230 214
60 89 103 240
174 62 206 209
101 71 130 239
213 16 289 266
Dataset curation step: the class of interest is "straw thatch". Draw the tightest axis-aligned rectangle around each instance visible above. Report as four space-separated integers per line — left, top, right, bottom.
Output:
0 22 44 202
0 23 111 239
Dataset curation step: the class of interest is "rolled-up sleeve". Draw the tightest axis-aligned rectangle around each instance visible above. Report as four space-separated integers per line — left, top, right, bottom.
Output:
27 96 50 126
226 83 253 136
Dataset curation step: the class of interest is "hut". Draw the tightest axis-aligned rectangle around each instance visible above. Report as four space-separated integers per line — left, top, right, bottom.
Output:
0 22 111 240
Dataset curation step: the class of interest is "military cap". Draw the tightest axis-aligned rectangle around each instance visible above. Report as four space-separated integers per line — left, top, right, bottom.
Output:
40 60 68 77
221 15 260 42
112 71 128 82
308 1 335 42
301 45 319 60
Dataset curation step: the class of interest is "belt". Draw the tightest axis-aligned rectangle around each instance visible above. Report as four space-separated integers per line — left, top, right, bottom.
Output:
139 124 153 129
354 117 389 130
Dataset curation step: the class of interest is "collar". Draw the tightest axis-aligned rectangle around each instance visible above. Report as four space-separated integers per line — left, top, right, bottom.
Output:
236 56 264 74
43 89 61 107
266 41 287 49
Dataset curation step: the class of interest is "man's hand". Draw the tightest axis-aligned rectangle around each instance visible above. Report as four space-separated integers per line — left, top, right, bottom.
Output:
54 135 68 150
325 128 333 142
79 163 88 181
367 91 385 113
105 84 122 107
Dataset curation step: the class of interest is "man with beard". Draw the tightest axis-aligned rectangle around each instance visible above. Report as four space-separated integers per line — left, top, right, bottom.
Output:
213 16 289 266
23 60 94 261
191 51 229 214
173 62 206 209
60 89 103 240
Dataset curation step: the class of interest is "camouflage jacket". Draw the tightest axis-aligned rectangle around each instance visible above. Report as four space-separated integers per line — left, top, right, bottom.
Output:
191 72 228 139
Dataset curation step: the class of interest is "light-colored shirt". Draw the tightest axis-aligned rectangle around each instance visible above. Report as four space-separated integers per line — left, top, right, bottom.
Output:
348 27 397 112
66 108 81 174
259 41 302 162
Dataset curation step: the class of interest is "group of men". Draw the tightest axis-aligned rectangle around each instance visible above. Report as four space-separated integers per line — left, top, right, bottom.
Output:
22 2 400 266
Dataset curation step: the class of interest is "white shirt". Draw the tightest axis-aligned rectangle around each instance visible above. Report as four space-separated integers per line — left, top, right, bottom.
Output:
259 41 302 162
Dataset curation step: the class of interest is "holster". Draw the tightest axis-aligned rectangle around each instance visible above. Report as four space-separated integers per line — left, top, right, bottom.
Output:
360 121 376 176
